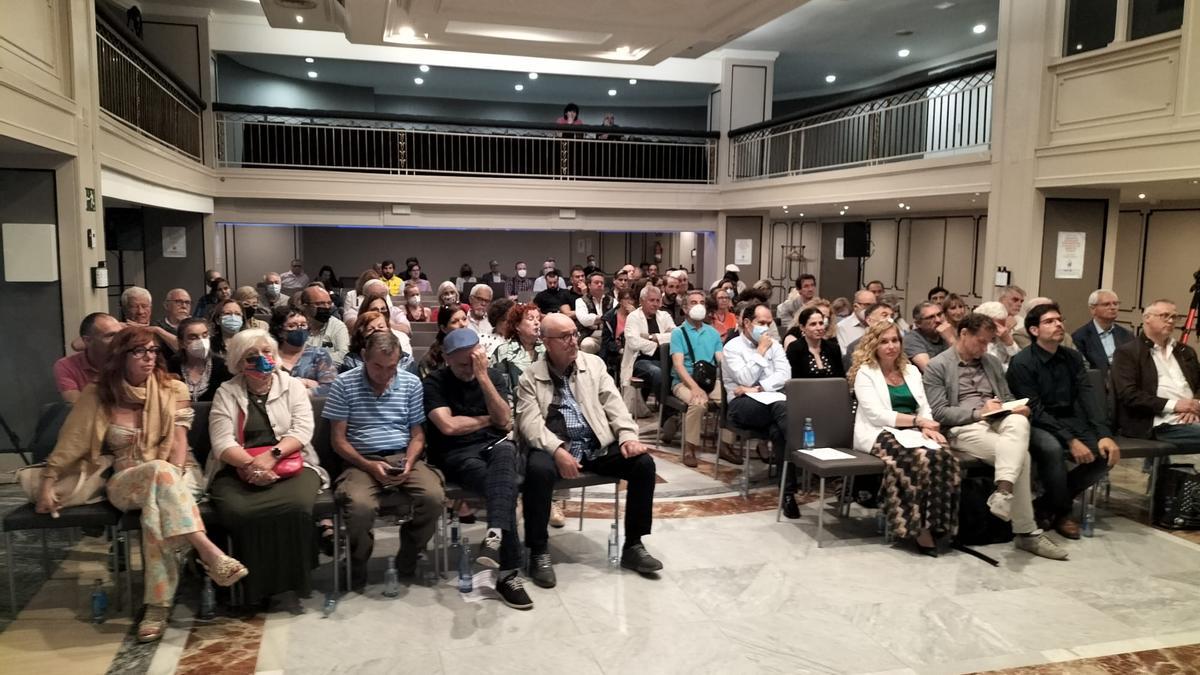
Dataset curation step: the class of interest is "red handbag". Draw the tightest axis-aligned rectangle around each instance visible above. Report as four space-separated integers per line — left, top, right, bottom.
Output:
238 409 303 479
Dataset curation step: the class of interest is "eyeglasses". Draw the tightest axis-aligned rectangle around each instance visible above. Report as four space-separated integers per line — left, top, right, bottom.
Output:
921 311 944 321
128 346 161 359
546 331 579 343
1147 312 1177 322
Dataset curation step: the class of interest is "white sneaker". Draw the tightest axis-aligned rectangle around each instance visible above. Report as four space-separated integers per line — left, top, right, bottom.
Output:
1015 532 1069 560
549 500 567 529
987 490 1013 522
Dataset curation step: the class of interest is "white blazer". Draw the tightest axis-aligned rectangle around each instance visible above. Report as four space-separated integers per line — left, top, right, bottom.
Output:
619 308 675 386
852 363 932 453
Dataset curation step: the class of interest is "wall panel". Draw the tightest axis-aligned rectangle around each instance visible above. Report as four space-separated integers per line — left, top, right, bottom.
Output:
1142 209 1200 315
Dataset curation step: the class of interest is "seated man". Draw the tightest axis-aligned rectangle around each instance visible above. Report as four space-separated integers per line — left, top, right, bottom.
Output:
1072 289 1133 375
533 269 573 317
620 284 676 397
841 302 895 371
260 272 289 314
723 303 796 515
54 312 121 402
1013 297 1075 350
924 313 1068 560
1007 303 1119 539
302 285 349 365
519 314 662 587
575 272 614 355
777 273 818 330
1112 299 1200 454
836 290 879 356
122 286 179 352
325 332 445 589
904 301 955 371
466 283 494 335
975 301 1021 369
424 328 533 610
669 289 724 467
927 286 949 306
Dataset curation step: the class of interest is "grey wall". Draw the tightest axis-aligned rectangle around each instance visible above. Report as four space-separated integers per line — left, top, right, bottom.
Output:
217 55 376 113
141 20 202 94
143 207 206 301
0 170 63 454
819 221 862 301
1040 199 1107 330
724 216 762 280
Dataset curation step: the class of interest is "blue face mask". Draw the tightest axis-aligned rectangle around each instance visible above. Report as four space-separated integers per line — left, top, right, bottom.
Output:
751 325 769 342
220 314 244 334
284 328 309 347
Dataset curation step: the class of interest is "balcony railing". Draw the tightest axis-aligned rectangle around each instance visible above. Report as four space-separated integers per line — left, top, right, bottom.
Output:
729 71 994 181
214 104 719 184
96 9 205 161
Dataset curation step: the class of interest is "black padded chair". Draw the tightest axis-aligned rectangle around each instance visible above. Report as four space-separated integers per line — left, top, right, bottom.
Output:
715 364 772 497
655 343 690 449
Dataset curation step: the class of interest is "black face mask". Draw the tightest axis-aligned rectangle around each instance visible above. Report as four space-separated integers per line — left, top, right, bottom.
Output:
461 269 472 278
313 308 333 323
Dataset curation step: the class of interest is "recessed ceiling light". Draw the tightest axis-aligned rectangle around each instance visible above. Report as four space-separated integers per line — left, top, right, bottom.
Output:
895 29 914 36
799 213 804 217
905 205 911 210
397 25 416 40
973 23 987 34
839 210 846 216
1192 180 1199 184
825 74 837 83
898 48 910 58
608 89 617 96
843 205 850 210
305 57 314 63
514 84 524 91
307 71 317 78
419 64 430 72
295 15 304 24
935 2 956 9
616 45 630 54
629 78 638 85
1138 193 1146 199
413 77 424 85
898 202 905 208
1075 43 1083 51
528 72 538 80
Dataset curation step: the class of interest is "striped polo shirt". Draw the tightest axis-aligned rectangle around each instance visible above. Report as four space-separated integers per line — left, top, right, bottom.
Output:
323 365 425 455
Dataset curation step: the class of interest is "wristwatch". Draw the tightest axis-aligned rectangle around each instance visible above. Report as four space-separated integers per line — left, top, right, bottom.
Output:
271 447 283 459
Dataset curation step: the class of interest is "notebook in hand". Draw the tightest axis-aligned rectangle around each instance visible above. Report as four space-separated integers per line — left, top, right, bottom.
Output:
980 398 1029 419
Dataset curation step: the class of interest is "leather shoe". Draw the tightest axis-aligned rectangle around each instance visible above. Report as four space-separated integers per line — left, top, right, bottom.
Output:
718 446 744 465
1054 517 1081 540
781 493 801 519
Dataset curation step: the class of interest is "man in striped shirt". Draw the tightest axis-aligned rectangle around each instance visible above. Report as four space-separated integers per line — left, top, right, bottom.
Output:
325 331 446 590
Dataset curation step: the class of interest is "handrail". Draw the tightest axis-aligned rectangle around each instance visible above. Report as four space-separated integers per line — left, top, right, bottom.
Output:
95 3 205 111
210 102 716 139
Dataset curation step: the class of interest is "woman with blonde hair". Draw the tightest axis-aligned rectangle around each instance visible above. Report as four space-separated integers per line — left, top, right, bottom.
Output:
37 326 246 642
849 321 960 556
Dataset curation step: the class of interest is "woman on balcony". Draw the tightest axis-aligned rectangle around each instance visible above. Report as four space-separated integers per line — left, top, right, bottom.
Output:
36 326 247 642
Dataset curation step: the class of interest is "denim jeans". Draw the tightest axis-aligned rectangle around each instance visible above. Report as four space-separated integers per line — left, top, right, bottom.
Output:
1028 427 1109 519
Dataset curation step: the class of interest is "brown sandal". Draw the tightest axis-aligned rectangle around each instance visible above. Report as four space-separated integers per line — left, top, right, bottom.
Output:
201 554 248 587
138 605 170 643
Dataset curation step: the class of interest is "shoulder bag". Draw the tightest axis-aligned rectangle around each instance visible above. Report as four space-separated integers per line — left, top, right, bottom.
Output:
680 326 717 393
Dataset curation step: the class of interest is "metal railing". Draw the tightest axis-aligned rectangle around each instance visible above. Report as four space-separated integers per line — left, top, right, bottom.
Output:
96 12 204 161
729 71 994 181
214 104 718 184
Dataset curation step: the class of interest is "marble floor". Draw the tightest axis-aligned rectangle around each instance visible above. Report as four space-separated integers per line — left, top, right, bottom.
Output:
2 432 1200 674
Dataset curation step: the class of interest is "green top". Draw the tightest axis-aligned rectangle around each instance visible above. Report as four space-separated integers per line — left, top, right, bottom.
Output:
887 381 919 415
242 391 279 448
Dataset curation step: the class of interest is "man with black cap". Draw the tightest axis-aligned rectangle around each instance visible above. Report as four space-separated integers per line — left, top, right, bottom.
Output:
423 328 536 610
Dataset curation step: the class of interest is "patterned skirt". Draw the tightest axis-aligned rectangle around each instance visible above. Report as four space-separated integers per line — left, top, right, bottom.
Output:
871 430 961 539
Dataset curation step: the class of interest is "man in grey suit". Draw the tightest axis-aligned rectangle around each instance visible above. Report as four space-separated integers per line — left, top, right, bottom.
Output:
924 313 1067 560
1071 289 1133 374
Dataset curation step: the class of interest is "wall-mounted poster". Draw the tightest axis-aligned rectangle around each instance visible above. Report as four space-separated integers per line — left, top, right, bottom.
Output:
1054 231 1085 279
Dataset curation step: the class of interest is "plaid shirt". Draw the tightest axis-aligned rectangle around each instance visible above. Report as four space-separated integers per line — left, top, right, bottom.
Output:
547 367 601 461
505 275 536 298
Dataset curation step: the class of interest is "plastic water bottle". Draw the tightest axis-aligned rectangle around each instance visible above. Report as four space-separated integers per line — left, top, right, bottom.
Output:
321 593 337 617
607 523 620 566
90 580 108 624
458 536 473 593
450 513 460 545
803 417 816 449
1081 503 1095 538
383 558 400 597
198 577 216 620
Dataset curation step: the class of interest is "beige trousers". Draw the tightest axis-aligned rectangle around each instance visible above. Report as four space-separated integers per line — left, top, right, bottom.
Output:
671 381 723 447
948 414 1036 533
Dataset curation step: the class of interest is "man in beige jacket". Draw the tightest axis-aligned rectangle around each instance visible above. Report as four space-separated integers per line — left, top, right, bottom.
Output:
517 314 663 588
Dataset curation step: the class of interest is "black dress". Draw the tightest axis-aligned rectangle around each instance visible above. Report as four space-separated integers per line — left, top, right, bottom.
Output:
170 355 233 402
786 338 846 379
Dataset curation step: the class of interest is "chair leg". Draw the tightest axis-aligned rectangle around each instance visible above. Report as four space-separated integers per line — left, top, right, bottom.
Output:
40 530 48 575
776 461 788 523
578 487 586 532
1147 456 1163 522
108 526 122 613
6 532 15 616
817 477 826 549
612 485 621 551
842 475 856 518
331 511 341 598
122 531 135 617
713 435 721 479
741 441 750 499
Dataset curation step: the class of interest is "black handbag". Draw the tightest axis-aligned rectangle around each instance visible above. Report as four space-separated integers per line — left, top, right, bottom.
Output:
1155 464 1200 530
680 326 717 393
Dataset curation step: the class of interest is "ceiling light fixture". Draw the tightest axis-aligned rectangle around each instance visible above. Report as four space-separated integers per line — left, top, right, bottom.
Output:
629 78 638 85
1075 43 1083 51
935 2 956 9
307 71 317 78
419 64 430 72
825 74 837 83
799 213 805 217
528 72 538 80
905 205 911 210
839 210 846 216
397 25 416 40
305 57 314 63
514 84 524 91
413 77 424 85
898 48 910 58
898 202 905 208
295 15 304 24
1138 193 1146 199
608 89 617 96
972 23 987 34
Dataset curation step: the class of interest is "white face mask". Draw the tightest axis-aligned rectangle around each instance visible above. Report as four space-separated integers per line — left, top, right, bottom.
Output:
186 337 210 359
517 269 527 278
407 295 421 306
266 283 281 297
688 305 707 322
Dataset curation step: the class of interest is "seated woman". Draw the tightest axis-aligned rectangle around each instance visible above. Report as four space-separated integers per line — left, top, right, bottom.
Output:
233 286 269 331
417 304 469 378
787 307 845 379
341 309 413 373
491 303 545 392
170 317 232 402
942 294 969 330
208 328 328 609
210 299 250 358
269 307 337 396
342 268 380 314
402 281 432 323
600 290 635 380
849 321 960 556
710 288 738 338
430 281 470 323
37 326 246 642
782 299 834 350
343 278 411 335
193 277 231 319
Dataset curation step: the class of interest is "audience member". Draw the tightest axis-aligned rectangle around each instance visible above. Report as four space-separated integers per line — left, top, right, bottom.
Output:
710 287 738 337
344 279 411 333
787 307 844 380
299 286 348 365
38 326 245 642
505 261 535 301
170 317 232 402
491 303 545 391
840 302 895 371
777 273 818 329
204 269 222 286
848 321 959 556
1013 298 1072 350
269 307 337 396
556 102 582 125
316 266 340 299
1112 300 1200 453
207 328 327 606
830 296 852 320
567 266 587 299
942 294 968 328
881 293 910 334
260 272 289 314
404 257 429 281
1072 289 1133 374
280 259 310 298
431 281 471 322
467 284 494 335
582 254 601 277
405 262 433 294
928 286 949 305
341 309 412 374
157 288 192 343
1007 303 1118 539
723 303 792 501
904 301 955 371
836 290 878 355
403 282 433 322
326 331 444 590
668 290 724 467
661 272 684 325
54 312 121 402
575 272 613 355
453 264 477 296
194 277 232 319
532 258 559 293
621 284 675 396
233 286 269 331
480 297 514 358
974 301 1021 369
924 313 1067 560
484 260 507 285
211 299 249 358
600 289 635 378
379 260 403 298
121 287 178 353
533 269 574 316
710 264 747 295
424 329 533 610
518 314 663 584
419 305 470 379
999 285 1026 321
866 280 885 301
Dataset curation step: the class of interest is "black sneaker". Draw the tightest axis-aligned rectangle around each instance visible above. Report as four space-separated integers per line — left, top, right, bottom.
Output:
476 532 502 569
782 493 801 520
527 551 557 588
496 571 534 610
619 543 664 574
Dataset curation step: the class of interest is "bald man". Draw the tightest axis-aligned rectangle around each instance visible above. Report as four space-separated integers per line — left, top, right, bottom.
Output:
836 290 878 355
